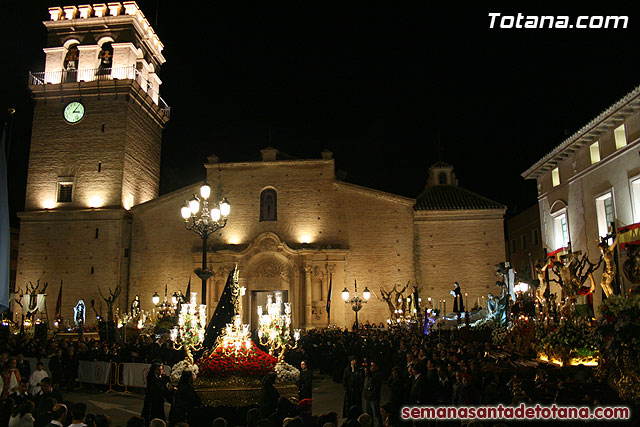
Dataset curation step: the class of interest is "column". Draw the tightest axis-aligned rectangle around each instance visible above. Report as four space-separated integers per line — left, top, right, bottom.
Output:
43 47 65 83
77 45 100 81
111 42 137 79
304 266 313 327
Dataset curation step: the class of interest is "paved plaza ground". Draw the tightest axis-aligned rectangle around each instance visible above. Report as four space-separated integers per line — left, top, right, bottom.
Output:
67 371 390 426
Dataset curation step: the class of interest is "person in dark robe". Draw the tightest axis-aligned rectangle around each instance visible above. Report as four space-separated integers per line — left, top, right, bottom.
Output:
342 357 363 417
451 282 464 314
169 369 201 426
141 362 171 424
261 372 280 417
296 360 313 400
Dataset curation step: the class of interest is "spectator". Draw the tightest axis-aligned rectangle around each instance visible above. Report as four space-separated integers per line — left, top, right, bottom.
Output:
211 417 227 427
29 363 48 395
387 367 405 408
357 413 372 427
34 378 63 407
247 408 263 427
34 397 56 427
126 416 146 427
42 403 66 427
68 402 87 427
64 349 79 391
9 379 32 406
16 355 31 381
296 399 315 427
48 350 64 392
95 414 111 427
342 357 363 418
362 361 382 427
9 400 35 427
149 419 166 427
296 360 313 401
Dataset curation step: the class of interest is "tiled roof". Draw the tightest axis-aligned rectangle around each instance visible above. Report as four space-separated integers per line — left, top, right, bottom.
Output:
414 185 506 211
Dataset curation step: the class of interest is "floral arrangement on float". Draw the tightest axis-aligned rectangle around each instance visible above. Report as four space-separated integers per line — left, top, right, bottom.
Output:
193 269 300 406
594 294 640 401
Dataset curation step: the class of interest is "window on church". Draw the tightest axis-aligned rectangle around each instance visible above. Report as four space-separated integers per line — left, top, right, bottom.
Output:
57 183 73 203
439 172 447 185
260 189 277 221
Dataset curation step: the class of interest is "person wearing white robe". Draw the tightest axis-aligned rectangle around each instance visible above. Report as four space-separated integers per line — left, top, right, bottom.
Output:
29 362 48 395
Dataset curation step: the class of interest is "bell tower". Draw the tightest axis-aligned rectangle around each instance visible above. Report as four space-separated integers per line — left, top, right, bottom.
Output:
16 2 169 321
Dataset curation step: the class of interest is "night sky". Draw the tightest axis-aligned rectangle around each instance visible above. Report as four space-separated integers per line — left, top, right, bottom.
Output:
2 1 640 226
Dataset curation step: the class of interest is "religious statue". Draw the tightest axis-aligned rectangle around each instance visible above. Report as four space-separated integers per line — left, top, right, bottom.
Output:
379 288 396 319
450 282 464 314
131 295 141 318
74 300 86 326
534 262 549 303
599 234 619 297
487 293 497 316
623 244 640 284
99 285 121 322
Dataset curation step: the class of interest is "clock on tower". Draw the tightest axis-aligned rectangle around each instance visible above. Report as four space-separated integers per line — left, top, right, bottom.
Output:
17 2 170 323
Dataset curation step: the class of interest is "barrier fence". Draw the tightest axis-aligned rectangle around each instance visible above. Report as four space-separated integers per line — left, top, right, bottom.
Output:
24 358 172 393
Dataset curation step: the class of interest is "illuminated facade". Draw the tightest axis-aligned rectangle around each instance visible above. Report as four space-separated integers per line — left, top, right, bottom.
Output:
523 85 640 308
16 3 506 328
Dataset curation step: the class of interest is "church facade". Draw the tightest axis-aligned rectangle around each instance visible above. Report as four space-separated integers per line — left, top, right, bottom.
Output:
15 2 506 329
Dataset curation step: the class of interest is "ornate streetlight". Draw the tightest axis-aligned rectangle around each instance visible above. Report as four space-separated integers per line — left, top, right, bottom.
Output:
341 280 370 330
180 183 230 305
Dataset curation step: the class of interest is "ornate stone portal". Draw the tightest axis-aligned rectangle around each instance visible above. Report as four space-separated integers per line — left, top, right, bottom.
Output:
194 232 348 329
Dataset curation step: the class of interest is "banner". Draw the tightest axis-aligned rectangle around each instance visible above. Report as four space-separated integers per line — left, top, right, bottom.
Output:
77 360 111 384
121 363 172 388
618 222 640 250
23 294 47 314
0 126 8 312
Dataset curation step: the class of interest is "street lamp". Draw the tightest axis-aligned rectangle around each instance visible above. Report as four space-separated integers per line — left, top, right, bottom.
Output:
341 280 370 330
180 183 230 304
152 292 160 305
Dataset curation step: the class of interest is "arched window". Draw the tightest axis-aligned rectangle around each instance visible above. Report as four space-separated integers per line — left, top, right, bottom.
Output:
438 172 447 185
63 44 79 82
260 189 277 221
97 42 113 75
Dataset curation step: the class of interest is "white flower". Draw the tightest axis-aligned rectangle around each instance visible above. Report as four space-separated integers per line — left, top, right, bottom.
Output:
274 362 300 383
170 360 199 385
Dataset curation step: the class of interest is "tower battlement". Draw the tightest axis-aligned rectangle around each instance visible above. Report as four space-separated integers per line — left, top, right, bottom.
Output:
34 2 166 108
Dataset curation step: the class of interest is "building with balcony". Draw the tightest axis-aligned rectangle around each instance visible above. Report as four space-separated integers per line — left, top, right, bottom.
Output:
523 85 640 308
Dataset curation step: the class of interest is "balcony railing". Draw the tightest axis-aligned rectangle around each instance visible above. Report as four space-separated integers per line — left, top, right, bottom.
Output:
29 66 170 118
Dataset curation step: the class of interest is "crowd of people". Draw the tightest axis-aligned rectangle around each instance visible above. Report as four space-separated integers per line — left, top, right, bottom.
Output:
0 322 623 427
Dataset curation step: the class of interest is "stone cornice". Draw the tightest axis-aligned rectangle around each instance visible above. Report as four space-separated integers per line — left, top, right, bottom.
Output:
522 84 640 180
334 181 415 206
18 207 131 222
413 208 505 221
204 159 334 169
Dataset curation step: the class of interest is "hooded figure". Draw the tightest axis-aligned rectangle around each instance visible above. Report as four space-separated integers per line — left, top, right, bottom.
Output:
141 362 171 424
451 282 464 313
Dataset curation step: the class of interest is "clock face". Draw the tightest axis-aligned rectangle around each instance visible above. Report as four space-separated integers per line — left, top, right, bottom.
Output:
63 101 85 123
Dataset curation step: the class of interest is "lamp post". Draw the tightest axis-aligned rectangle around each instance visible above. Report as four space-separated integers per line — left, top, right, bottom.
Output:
180 183 230 305
341 280 370 330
